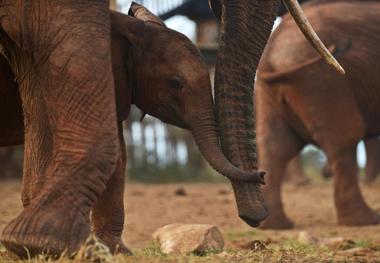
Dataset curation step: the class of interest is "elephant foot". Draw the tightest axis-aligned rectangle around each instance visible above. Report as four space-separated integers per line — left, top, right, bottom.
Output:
337 206 380 226
260 212 294 229
0 197 90 258
95 233 132 255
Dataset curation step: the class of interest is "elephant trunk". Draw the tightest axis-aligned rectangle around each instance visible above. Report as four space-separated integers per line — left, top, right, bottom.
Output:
190 103 268 226
190 107 265 184
212 0 281 226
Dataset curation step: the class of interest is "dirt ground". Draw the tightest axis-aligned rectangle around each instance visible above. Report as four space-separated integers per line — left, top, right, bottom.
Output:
1 180 380 262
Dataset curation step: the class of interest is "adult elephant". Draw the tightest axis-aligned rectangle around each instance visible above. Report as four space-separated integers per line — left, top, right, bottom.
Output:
256 0 380 229
0 0 338 257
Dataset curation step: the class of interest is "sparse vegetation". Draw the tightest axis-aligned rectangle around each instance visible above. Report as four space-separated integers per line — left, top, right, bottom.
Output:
1 235 380 263
1 183 380 262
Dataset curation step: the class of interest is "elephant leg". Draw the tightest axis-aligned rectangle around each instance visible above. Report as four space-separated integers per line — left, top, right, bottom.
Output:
327 145 380 225
92 122 131 255
364 138 380 184
257 105 304 229
0 1 119 257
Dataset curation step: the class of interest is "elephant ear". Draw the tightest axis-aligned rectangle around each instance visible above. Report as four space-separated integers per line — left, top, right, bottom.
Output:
110 10 146 46
129 2 166 27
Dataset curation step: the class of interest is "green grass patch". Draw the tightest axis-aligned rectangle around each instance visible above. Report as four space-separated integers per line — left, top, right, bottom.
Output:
1 238 379 263
352 240 380 250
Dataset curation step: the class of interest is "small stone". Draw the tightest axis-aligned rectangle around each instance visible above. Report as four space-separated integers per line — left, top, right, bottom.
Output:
297 231 319 245
174 188 187 196
217 189 230 195
234 240 266 251
152 223 224 254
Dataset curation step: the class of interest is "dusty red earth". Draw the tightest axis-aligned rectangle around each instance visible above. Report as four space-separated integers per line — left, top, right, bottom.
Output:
0 180 380 251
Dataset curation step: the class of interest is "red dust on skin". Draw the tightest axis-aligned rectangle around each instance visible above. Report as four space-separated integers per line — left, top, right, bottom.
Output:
0 0 272 256
0 0 339 257
256 0 380 229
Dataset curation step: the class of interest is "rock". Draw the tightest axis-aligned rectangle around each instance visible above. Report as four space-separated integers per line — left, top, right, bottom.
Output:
152 223 224 254
174 188 187 196
297 231 319 245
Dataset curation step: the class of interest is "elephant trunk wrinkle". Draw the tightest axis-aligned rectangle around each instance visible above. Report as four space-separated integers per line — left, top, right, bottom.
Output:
190 109 265 184
214 0 279 172
212 0 280 226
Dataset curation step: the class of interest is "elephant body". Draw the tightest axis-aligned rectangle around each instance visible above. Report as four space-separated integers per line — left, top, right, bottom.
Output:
0 5 223 254
0 0 278 255
256 0 380 229
0 2 123 256
0 0 336 257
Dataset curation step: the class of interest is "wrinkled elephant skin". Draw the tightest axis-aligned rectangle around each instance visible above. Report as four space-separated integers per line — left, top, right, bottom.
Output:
256 0 380 229
0 0 283 256
0 1 119 257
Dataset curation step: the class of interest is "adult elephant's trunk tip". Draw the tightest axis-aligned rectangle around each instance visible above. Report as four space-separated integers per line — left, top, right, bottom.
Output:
210 0 280 227
208 0 338 228
189 105 269 226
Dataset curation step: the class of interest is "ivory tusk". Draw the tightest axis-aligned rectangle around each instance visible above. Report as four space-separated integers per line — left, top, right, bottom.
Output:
283 0 345 74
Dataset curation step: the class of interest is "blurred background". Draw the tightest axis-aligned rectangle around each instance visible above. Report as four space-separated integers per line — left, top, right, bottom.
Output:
0 0 367 183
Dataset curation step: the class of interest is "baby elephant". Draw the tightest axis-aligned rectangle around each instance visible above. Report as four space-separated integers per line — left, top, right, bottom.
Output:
256 0 380 229
0 3 260 255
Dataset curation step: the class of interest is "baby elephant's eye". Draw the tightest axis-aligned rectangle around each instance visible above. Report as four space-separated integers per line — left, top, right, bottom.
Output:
169 77 184 90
